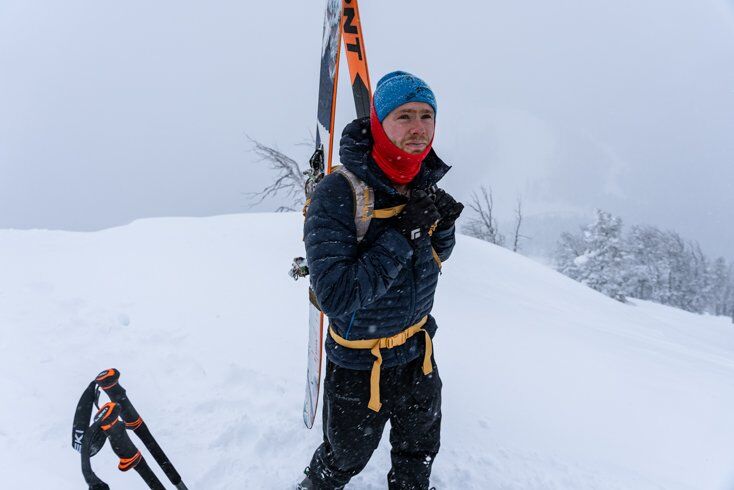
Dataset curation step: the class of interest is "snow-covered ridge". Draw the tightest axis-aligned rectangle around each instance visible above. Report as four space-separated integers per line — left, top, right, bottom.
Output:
0 213 732 489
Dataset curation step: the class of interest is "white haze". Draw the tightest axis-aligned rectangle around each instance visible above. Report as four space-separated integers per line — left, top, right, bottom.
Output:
1 0 733 258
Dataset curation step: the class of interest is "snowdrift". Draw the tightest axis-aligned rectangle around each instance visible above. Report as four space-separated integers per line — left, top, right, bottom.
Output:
1 213 732 489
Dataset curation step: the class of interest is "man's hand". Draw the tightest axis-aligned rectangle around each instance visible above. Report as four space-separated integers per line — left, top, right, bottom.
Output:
433 188 464 231
391 190 441 242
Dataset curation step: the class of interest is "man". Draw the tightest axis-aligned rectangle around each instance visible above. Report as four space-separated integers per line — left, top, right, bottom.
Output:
299 71 463 490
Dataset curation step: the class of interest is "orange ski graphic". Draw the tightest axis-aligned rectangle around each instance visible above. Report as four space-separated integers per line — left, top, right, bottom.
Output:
342 0 372 118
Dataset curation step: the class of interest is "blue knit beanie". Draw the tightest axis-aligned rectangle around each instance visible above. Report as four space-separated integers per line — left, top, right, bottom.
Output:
372 71 437 122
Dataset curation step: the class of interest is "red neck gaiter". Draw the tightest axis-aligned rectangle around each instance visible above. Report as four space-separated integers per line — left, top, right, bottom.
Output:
370 105 433 185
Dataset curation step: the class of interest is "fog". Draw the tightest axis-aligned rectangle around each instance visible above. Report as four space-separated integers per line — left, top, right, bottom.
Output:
1 0 732 258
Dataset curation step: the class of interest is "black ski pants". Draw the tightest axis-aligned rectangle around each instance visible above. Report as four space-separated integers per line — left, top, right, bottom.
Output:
307 352 442 489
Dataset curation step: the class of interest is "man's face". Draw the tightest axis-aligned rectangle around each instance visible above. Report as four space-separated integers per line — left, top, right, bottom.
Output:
381 102 435 154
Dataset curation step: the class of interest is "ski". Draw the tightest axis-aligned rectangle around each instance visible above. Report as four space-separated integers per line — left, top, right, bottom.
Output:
301 0 372 430
303 0 343 429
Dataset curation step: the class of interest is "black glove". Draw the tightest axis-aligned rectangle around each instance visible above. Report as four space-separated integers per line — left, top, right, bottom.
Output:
391 190 441 242
432 188 464 230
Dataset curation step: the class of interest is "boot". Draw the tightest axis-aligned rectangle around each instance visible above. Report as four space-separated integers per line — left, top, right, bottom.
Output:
297 467 313 489
297 467 345 490
297 476 313 489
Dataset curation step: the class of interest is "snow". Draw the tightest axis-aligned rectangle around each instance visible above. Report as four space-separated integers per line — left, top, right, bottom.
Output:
1 212 733 489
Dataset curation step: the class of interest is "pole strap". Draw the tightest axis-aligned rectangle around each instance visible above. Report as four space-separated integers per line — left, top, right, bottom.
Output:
79 406 110 490
73 381 107 456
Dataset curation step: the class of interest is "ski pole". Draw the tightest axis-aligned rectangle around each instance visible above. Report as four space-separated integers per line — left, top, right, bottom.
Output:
96 402 166 490
79 410 110 490
95 369 189 490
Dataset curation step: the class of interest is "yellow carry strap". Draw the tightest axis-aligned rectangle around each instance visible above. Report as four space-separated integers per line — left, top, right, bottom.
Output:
372 205 404 219
329 315 433 412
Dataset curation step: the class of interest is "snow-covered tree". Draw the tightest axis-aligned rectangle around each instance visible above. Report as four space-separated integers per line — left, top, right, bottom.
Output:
576 210 627 302
625 225 665 301
709 257 730 316
558 215 733 316
625 227 692 311
555 210 627 302
687 243 711 313
659 232 710 313
718 260 733 316
555 230 585 280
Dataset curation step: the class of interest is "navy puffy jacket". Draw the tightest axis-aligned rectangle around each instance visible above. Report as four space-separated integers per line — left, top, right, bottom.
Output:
304 117 456 370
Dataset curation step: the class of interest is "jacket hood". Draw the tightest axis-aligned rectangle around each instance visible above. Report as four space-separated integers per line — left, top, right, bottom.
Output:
338 117 451 195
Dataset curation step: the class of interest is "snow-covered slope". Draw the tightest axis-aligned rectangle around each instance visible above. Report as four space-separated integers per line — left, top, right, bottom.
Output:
1 213 732 489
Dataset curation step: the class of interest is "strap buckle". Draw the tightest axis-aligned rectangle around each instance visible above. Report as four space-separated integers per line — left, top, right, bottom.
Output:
382 331 409 349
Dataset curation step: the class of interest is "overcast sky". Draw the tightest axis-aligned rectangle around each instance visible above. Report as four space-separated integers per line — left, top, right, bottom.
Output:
1 0 733 258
